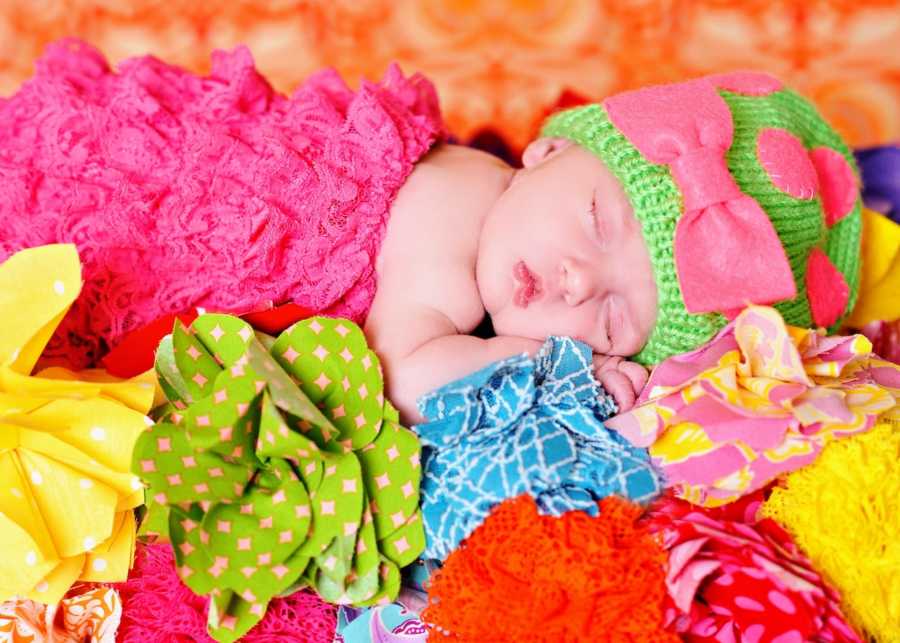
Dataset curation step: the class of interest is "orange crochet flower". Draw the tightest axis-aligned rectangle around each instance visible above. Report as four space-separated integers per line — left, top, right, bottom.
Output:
422 494 678 643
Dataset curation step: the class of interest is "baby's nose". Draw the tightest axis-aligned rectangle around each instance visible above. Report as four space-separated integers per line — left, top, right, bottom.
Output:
560 259 598 307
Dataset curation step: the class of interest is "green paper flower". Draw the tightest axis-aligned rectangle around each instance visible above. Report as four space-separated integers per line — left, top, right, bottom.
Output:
132 315 424 642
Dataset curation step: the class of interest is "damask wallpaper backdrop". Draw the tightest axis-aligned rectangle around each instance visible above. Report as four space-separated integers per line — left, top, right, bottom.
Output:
1 0 899 151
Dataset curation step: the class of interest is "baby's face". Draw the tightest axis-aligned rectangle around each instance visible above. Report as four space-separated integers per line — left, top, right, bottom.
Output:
476 140 657 356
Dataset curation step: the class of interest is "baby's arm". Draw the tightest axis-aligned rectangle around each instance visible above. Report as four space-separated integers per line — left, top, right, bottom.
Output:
365 302 542 424
366 299 648 424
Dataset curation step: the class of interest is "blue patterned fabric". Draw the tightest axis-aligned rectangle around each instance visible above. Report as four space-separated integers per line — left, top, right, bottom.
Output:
415 336 663 560
333 561 436 643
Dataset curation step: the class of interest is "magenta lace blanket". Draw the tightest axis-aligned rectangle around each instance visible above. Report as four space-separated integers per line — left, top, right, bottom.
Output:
0 39 445 368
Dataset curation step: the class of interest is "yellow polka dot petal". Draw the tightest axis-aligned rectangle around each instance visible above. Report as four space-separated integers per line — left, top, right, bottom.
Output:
0 245 154 604
846 208 900 326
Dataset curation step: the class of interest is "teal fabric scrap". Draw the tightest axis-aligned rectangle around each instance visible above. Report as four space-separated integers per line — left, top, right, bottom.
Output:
415 336 662 560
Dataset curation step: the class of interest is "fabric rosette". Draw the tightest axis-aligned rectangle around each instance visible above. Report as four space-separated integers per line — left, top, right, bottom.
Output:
607 305 899 506
0 244 153 605
133 314 424 642
762 421 900 641
0 585 121 643
646 494 862 642
422 494 678 642
415 335 662 560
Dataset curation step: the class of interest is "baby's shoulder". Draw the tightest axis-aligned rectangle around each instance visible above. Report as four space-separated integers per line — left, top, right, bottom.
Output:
376 144 511 332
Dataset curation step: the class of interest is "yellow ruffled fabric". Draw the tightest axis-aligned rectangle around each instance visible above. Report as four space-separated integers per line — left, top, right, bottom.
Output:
0 245 153 605
846 208 900 326
762 420 900 641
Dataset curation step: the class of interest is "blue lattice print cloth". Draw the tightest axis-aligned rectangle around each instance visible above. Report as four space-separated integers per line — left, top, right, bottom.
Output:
415 336 663 560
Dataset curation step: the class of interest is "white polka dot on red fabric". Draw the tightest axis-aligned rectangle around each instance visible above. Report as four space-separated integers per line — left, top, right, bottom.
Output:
708 603 733 617
694 617 718 637
809 146 858 227
742 623 766 643
757 128 818 199
741 567 767 580
768 589 797 614
734 595 766 611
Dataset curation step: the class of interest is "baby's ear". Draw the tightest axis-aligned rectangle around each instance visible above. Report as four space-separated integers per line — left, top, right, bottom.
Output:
521 137 573 168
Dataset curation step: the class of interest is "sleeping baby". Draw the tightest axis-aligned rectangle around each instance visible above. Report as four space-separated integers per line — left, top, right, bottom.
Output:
0 40 862 424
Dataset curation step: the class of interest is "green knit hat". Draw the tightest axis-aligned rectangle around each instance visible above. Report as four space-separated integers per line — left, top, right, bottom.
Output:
542 72 862 365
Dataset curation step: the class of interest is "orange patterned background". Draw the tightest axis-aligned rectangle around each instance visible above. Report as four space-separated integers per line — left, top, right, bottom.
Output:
1 0 900 153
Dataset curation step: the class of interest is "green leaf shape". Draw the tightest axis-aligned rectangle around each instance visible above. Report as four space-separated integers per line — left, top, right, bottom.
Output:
354 558 402 608
172 320 221 401
296 452 363 558
272 318 385 450
134 314 427 642
359 420 422 544
136 497 169 541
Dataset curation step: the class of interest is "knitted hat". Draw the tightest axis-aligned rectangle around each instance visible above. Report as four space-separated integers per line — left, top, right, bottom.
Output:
542 72 862 365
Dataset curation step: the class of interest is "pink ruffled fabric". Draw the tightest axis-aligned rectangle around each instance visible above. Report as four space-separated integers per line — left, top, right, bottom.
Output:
115 542 337 643
0 38 445 368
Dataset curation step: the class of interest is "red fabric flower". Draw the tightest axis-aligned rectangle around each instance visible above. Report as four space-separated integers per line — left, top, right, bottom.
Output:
645 494 861 642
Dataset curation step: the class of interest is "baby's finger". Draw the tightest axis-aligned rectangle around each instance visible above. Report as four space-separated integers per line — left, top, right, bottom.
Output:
618 361 649 397
593 354 623 374
598 369 636 412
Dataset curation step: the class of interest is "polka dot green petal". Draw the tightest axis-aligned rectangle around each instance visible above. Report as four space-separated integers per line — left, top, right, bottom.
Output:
207 589 261 643
298 453 363 558
132 422 251 506
172 320 221 400
168 505 216 595
315 533 357 584
360 421 422 541
380 511 425 568
273 317 385 450
256 392 322 462
192 315 256 366
144 313 427 640
355 558 402 608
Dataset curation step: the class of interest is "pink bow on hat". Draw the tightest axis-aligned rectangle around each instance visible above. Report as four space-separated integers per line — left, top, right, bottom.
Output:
604 77 797 317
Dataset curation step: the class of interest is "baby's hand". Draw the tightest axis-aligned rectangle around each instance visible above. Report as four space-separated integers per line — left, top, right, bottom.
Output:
591 354 648 412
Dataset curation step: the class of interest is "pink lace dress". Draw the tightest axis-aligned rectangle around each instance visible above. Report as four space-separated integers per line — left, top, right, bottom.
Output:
0 39 445 369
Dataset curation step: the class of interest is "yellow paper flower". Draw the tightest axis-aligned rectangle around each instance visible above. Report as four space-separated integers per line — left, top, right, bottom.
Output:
0 244 153 604
846 208 900 326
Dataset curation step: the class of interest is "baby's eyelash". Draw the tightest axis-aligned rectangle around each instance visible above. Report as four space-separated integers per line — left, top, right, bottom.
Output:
588 194 609 245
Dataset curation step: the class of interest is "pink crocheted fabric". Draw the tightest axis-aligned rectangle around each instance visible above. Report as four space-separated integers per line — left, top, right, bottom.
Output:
0 38 445 368
115 542 337 643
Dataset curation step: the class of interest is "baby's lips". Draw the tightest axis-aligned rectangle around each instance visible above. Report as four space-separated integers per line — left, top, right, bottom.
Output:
513 260 542 307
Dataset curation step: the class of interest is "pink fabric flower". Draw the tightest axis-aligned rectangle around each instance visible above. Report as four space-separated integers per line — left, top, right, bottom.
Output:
607 305 900 506
646 494 861 643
